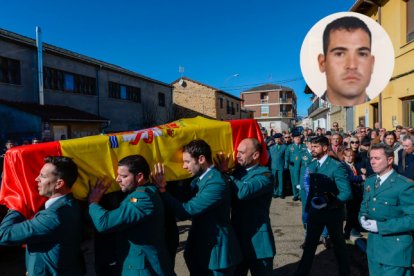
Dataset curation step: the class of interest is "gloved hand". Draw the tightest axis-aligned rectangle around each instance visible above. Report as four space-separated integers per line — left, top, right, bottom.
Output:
365 219 378 232
360 216 378 232
296 185 301 190
360 216 369 228
311 196 327 210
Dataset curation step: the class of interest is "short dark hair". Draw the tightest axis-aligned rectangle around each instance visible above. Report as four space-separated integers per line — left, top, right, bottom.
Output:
118 155 150 180
44 156 78 188
182 139 212 164
370 143 394 159
323 16 372 56
312 136 330 147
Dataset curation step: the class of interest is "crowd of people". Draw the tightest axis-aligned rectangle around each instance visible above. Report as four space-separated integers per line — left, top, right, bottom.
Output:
264 122 414 275
0 121 413 275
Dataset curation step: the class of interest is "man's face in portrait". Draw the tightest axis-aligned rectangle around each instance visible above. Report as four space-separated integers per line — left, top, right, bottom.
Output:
318 28 375 105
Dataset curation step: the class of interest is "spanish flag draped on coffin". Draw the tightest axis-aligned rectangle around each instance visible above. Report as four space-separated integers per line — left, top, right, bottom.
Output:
0 117 267 219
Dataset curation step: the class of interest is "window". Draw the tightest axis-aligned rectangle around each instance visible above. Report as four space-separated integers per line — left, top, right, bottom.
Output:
231 102 235 115
226 100 230 114
236 103 239 112
407 0 414 42
219 98 223 109
120 85 127 100
64 73 74 92
403 98 414 127
108 81 141 102
260 92 268 104
0 56 21 85
261 105 269 117
44 67 96 95
158 92 165 107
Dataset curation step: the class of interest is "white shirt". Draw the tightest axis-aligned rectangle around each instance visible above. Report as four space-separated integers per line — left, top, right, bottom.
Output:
45 194 65 209
377 169 394 186
246 164 258 172
199 165 214 181
317 154 329 167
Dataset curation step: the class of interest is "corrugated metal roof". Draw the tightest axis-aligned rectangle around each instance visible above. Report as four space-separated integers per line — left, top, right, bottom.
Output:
0 28 171 88
0 99 109 122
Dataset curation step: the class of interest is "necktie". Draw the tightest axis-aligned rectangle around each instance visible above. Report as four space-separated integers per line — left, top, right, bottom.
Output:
315 161 320 173
351 165 357 176
374 176 381 190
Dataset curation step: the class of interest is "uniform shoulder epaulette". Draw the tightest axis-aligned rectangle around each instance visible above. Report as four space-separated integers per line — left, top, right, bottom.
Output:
395 173 414 182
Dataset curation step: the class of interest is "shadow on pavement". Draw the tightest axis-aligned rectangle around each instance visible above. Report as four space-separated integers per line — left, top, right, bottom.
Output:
273 243 369 276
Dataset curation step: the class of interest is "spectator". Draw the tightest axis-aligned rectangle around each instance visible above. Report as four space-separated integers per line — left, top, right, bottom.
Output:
316 128 323 137
341 149 365 239
379 128 386 142
397 135 414 180
383 131 401 166
329 133 343 160
331 122 340 134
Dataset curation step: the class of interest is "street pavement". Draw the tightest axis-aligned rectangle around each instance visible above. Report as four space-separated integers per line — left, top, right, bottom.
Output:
173 196 369 276
0 196 369 276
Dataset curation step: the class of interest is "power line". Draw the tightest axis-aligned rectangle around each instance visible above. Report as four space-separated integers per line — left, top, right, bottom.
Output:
218 77 304 92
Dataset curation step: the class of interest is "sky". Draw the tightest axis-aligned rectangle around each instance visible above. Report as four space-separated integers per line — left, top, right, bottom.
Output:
0 0 356 116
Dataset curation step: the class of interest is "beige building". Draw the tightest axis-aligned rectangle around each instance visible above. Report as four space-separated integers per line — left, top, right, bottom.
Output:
352 0 414 129
172 77 243 120
241 84 297 132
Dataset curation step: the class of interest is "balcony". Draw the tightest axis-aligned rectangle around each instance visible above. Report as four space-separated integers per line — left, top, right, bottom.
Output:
279 98 293 104
260 99 269 104
307 98 329 116
280 111 293 117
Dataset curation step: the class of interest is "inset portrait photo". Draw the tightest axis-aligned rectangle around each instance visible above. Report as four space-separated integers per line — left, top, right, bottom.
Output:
300 12 394 107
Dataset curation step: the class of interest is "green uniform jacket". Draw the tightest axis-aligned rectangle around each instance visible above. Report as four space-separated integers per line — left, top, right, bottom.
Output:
307 156 352 203
269 144 286 173
0 194 83 276
89 184 172 276
285 143 306 185
161 168 241 270
230 165 276 260
359 171 414 267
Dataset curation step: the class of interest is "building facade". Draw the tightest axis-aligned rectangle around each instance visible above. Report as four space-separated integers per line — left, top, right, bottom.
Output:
241 84 297 132
172 77 243 120
353 0 414 130
0 28 172 143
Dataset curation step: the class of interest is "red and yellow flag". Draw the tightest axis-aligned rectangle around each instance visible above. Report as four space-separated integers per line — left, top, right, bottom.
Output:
0 117 267 218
